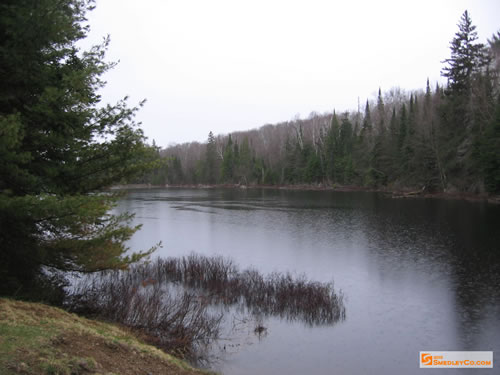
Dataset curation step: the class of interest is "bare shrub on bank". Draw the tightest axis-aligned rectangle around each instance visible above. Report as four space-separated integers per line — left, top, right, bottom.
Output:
67 269 222 359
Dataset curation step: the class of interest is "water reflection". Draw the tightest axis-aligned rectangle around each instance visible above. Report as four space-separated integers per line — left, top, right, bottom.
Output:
114 188 500 374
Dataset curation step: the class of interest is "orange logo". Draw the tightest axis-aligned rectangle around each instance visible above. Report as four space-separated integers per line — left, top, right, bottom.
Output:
421 353 432 366
420 351 492 368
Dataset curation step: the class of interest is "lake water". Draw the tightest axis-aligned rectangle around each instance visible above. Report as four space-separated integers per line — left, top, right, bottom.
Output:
114 188 500 374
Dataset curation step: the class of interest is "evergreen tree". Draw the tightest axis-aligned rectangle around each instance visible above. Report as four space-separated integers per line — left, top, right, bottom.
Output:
398 104 408 155
221 135 235 182
387 107 399 180
357 101 373 182
441 10 488 95
325 111 340 182
376 87 386 133
304 146 322 183
370 88 390 185
237 137 252 184
0 0 154 298
418 79 441 190
389 108 398 148
440 11 489 189
361 100 373 140
283 137 299 183
205 131 218 184
338 116 355 183
404 94 417 171
168 156 184 184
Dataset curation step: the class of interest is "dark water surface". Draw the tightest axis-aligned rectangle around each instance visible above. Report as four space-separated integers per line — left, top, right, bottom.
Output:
114 188 500 374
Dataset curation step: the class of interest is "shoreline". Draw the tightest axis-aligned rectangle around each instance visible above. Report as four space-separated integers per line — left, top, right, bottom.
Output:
109 184 500 204
110 183 500 204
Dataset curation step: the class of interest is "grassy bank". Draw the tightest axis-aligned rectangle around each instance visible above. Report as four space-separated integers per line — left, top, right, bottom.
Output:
0 298 211 375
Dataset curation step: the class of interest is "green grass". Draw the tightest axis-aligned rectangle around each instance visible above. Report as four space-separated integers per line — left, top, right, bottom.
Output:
0 298 213 375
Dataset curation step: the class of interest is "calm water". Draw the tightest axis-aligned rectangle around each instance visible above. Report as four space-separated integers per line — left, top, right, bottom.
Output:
114 188 500 374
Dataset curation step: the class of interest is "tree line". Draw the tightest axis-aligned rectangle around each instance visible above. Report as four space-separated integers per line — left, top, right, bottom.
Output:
148 11 500 194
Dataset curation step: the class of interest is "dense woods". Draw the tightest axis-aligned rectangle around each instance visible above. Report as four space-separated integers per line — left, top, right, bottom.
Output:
145 11 500 194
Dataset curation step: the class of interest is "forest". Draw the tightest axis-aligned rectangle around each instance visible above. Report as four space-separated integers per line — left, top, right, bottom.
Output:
139 11 500 194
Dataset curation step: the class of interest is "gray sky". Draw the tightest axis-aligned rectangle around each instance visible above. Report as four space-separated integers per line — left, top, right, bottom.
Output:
84 0 500 147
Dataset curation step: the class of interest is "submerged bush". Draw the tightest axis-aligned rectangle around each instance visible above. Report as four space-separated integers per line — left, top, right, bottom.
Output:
67 254 345 359
154 255 346 325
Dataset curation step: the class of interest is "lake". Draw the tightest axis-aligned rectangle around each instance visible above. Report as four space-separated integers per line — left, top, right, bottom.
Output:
113 188 500 374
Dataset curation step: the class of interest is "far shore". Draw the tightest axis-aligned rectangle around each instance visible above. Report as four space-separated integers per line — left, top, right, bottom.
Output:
109 183 500 204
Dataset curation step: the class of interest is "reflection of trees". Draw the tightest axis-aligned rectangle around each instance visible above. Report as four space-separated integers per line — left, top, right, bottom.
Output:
426 199 500 347
360 194 500 349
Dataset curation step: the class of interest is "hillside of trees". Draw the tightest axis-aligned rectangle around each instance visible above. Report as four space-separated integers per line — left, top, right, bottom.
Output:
140 11 500 194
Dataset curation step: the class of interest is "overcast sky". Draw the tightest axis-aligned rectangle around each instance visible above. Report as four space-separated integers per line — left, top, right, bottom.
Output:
83 0 500 147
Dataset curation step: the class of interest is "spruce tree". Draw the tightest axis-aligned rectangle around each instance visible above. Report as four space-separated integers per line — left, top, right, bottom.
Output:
221 135 235 182
358 101 373 182
361 100 372 140
325 111 340 182
376 88 386 133
441 10 488 96
398 104 408 154
205 131 218 184
238 137 252 184
440 10 489 189
388 107 399 179
0 0 154 298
